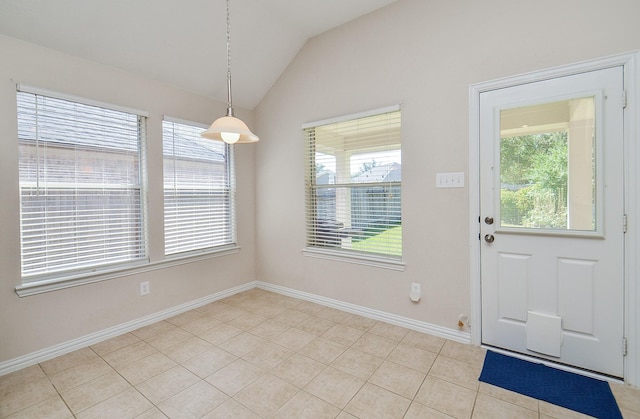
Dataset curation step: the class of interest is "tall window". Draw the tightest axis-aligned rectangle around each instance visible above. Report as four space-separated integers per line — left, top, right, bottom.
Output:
304 107 402 259
163 119 236 255
17 89 147 282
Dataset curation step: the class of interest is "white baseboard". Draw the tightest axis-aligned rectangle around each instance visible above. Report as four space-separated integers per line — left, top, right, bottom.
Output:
0 280 470 377
255 281 471 344
0 281 257 377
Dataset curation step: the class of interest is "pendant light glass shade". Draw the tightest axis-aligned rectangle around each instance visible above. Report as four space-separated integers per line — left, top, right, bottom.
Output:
202 115 259 144
202 0 258 145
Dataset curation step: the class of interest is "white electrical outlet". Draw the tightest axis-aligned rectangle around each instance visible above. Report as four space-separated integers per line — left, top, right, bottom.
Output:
140 281 150 296
410 282 421 302
436 172 465 188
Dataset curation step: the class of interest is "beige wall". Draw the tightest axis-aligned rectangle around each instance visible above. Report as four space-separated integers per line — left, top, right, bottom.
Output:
3 0 640 368
0 35 257 363
253 0 640 329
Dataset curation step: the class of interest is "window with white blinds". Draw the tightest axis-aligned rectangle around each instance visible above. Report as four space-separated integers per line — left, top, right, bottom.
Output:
17 90 147 282
163 119 236 255
304 107 402 259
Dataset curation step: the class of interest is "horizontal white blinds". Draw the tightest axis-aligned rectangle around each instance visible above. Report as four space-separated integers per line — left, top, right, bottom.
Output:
17 91 146 281
304 109 402 258
163 120 235 255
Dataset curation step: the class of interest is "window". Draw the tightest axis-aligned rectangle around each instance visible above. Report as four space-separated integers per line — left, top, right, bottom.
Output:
163 118 236 255
304 107 402 261
17 88 147 282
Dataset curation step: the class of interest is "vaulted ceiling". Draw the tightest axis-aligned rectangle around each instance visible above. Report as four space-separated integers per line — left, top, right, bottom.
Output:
0 0 398 109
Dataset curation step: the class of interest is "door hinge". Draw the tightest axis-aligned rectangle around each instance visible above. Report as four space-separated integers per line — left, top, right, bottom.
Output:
623 214 628 233
623 337 628 356
622 90 627 108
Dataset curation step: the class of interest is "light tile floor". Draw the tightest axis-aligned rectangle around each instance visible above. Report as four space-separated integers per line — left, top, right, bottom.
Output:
2 289 639 418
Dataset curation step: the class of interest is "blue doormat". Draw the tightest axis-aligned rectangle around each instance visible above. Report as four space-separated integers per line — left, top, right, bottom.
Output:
479 351 622 419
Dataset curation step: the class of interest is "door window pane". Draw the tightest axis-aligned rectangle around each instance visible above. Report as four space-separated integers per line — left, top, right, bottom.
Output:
499 97 596 231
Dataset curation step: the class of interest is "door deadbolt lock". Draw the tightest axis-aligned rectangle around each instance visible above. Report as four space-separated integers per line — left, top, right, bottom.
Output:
484 234 495 243
484 217 494 225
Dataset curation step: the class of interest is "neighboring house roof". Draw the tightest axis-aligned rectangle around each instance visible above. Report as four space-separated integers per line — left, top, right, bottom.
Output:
19 124 225 164
316 170 336 185
351 162 401 183
163 129 226 163
316 162 402 185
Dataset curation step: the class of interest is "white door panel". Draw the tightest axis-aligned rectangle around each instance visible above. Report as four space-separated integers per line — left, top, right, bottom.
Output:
480 67 624 377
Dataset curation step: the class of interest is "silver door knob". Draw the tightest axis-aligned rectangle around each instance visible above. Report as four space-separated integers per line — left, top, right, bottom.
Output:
484 234 495 243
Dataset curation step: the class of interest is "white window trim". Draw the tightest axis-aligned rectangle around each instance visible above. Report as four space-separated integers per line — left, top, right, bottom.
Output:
17 84 149 117
302 247 405 271
12 91 242 296
302 104 403 269
15 245 241 297
162 116 238 256
163 115 208 129
302 104 401 129
17 86 149 283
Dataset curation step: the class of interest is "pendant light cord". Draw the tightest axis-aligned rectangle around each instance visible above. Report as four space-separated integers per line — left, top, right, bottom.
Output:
201 0 259 143
226 0 234 117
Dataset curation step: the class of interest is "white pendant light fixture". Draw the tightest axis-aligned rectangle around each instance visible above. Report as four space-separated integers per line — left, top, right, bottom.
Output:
201 0 258 144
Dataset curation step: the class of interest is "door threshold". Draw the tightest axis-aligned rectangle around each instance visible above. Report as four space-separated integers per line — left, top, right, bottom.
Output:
481 345 624 384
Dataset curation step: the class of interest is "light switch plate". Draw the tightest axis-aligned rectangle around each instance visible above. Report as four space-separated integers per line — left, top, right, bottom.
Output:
436 172 465 188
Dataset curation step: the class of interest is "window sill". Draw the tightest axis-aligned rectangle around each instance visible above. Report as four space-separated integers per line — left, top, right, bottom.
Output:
302 247 405 271
15 245 241 297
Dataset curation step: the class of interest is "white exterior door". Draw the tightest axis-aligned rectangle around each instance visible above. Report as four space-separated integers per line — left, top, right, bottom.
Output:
479 66 625 377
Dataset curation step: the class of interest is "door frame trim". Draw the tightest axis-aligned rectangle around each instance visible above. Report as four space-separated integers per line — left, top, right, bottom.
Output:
469 51 640 386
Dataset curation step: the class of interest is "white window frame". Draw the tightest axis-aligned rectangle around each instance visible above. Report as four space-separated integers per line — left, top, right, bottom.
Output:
15 85 149 290
302 105 405 271
13 92 243 297
162 116 238 258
